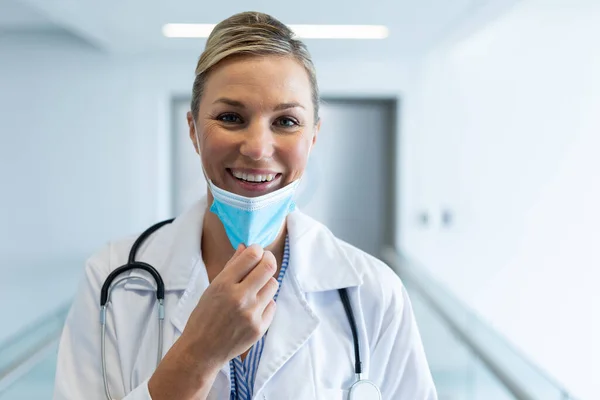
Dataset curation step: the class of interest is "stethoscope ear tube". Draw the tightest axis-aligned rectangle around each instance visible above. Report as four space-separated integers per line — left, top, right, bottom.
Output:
100 218 173 307
100 262 165 306
127 219 175 264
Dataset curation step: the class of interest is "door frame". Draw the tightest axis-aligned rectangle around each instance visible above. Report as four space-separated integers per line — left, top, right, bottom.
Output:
320 96 400 250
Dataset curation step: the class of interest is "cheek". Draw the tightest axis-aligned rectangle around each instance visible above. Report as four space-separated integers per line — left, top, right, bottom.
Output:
198 124 233 169
198 121 223 150
282 136 312 172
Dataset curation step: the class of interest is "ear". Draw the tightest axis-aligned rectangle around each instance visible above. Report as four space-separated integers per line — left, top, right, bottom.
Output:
312 118 321 147
187 111 200 155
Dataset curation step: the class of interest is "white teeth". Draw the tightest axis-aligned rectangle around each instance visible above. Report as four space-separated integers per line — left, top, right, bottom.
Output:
231 170 277 183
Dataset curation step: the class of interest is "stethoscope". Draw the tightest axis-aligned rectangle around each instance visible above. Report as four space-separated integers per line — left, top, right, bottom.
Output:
100 219 382 400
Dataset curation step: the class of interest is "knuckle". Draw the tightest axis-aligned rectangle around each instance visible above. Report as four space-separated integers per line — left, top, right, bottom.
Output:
262 251 277 272
248 321 263 337
267 277 279 291
240 309 253 321
242 310 258 328
231 294 246 310
211 281 226 292
245 245 264 263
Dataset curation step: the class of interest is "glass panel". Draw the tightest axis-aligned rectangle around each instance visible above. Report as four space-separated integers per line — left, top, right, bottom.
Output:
0 305 68 399
0 343 58 399
0 310 66 374
396 254 576 400
469 356 516 400
408 278 517 400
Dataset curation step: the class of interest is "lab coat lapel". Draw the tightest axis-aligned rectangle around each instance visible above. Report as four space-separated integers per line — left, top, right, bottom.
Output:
159 198 232 382
252 268 320 396
161 200 210 335
253 210 363 396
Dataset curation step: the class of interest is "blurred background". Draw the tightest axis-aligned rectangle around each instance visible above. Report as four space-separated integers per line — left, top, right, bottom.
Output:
0 0 598 399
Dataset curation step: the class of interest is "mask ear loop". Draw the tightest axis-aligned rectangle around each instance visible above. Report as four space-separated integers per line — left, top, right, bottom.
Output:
294 138 318 209
192 116 214 190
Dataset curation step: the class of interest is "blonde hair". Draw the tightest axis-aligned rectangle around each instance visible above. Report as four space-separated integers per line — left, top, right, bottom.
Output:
191 11 320 122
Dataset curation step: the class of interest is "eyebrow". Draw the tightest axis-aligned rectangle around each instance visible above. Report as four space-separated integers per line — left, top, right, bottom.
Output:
213 97 305 111
213 98 245 108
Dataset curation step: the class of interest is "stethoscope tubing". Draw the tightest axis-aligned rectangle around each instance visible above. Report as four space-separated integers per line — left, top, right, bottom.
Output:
99 218 379 400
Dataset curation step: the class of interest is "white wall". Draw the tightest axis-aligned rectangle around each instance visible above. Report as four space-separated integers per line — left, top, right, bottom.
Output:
0 31 412 341
400 1 600 398
0 32 174 341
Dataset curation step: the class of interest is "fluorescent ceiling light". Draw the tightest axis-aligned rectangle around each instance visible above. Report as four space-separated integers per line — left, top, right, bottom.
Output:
288 25 388 39
162 24 389 39
163 24 215 38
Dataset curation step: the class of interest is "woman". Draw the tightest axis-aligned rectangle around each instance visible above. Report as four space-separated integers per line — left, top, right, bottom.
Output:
54 11 437 400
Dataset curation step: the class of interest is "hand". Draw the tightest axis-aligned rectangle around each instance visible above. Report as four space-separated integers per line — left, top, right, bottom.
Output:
148 244 278 400
180 244 279 365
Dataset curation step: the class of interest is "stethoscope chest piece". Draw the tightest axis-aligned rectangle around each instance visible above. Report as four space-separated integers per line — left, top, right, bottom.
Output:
348 379 382 400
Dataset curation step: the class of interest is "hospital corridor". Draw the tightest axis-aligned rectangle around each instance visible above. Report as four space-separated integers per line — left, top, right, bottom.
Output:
0 0 598 399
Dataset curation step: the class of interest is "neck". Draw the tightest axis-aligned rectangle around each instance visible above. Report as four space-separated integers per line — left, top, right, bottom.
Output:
201 191 287 280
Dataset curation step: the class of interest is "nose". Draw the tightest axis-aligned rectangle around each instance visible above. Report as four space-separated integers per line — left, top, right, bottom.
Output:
239 120 275 161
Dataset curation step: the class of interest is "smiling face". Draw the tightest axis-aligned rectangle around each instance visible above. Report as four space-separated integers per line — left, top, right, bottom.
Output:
188 55 320 198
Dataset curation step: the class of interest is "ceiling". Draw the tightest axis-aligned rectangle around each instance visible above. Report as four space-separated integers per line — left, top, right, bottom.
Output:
1 0 521 59
0 0 57 30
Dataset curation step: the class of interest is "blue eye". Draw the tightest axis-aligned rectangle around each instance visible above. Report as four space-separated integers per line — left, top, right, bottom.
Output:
275 117 298 128
217 113 242 123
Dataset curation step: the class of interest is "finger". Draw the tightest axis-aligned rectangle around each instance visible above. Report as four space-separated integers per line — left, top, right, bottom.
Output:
211 244 247 284
220 244 264 283
260 299 277 329
256 277 279 310
230 244 246 262
241 251 277 293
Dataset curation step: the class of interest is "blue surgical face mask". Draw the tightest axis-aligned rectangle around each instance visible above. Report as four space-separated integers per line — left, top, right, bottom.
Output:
192 117 301 248
208 179 300 249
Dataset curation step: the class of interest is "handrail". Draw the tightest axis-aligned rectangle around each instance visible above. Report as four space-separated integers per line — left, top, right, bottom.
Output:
0 251 579 399
0 302 71 394
381 247 575 400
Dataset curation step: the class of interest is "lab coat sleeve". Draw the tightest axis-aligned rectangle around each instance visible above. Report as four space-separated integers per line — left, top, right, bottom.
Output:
53 245 153 400
369 281 438 400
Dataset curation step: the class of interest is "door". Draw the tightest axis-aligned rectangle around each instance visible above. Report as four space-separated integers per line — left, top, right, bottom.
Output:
296 99 397 256
171 98 397 256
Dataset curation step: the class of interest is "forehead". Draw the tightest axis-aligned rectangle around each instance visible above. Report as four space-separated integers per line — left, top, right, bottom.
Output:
201 55 313 107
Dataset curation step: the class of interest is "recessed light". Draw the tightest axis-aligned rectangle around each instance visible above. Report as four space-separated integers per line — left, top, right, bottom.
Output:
162 23 389 40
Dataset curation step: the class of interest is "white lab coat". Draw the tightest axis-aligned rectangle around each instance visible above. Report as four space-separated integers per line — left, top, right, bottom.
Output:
53 197 437 400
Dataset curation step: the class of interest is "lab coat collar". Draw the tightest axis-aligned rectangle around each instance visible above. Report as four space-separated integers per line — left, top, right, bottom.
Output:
286 209 364 292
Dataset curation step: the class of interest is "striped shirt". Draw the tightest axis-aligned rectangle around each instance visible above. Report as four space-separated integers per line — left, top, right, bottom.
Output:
229 236 290 400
